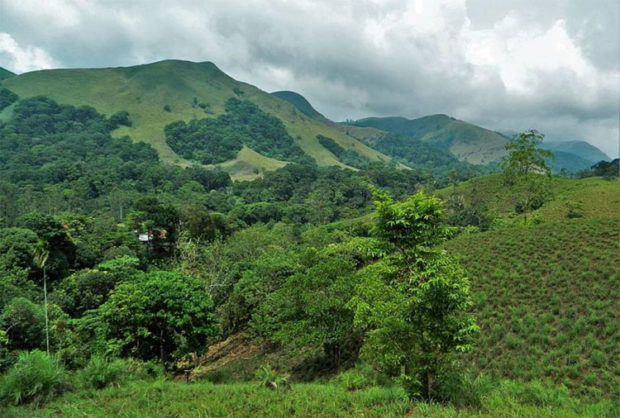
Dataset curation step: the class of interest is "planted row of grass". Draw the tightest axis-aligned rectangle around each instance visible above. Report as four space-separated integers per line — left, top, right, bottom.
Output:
445 217 619 399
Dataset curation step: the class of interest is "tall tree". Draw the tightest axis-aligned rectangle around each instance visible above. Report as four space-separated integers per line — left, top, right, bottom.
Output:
33 240 50 354
501 130 554 222
350 190 477 400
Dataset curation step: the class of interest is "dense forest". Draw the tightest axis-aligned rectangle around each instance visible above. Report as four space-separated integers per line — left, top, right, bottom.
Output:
0 91 617 417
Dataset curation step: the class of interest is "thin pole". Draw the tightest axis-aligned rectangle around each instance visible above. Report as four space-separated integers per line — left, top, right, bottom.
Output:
43 265 50 355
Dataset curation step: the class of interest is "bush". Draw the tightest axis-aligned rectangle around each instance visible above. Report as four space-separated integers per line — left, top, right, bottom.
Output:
433 368 493 409
501 379 573 408
0 350 66 405
254 365 289 391
75 355 130 389
332 366 378 391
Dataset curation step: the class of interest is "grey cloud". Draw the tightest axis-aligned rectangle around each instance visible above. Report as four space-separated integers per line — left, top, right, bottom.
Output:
0 0 617 156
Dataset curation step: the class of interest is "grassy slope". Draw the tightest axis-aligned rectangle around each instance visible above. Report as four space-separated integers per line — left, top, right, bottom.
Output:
6 380 614 417
0 60 391 178
0 67 14 81
436 175 620 220
270 91 324 119
351 115 508 164
439 176 620 398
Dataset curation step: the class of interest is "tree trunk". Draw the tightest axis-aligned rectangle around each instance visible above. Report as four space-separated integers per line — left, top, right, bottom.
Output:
159 329 165 367
426 369 433 400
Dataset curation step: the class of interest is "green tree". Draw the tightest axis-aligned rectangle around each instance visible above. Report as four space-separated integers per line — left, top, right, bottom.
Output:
501 130 553 181
33 240 50 354
94 271 218 366
501 130 554 222
350 190 477 400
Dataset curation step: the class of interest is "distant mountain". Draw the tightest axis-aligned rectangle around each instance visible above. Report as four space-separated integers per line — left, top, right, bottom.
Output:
350 115 508 165
541 141 610 164
546 151 598 173
0 60 390 178
0 67 14 81
271 91 324 119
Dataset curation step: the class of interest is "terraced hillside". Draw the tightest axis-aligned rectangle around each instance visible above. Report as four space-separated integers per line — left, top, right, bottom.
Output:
0 60 390 178
440 176 619 398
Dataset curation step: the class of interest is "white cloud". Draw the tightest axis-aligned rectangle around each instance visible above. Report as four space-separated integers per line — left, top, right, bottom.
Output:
0 33 59 73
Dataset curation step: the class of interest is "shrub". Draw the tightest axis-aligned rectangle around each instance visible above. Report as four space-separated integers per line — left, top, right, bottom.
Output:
333 368 372 391
433 368 492 409
501 379 573 408
75 355 130 389
254 365 289 391
0 350 66 405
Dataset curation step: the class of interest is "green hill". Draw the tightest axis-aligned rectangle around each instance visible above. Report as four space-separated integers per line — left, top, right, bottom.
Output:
436 175 619 397
0 67 14 81
0 60 391 178
541 141 611 168
271 90 324 119
546 150 598 173
350 115 508 165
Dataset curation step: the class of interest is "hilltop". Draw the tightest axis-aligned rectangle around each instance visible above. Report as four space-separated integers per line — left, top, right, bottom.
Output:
0 67 14 81
0 60 390 178
270 90 324 119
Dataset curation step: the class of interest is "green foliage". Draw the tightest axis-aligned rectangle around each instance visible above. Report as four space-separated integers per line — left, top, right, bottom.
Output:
6 378 615 417
0 297 44 351
165 98 312 165
564 199 584 219
372 189 450 258
500 131 554 221
579 158 619 179
0 96 231 224
254 365 289 391
0 88 18 112
106 110 132 130
94 271 219 365
317 135 370 169
75 355 134 389
252 249 362 367
0 350 65 406
352 190 476 400
502 130 553 183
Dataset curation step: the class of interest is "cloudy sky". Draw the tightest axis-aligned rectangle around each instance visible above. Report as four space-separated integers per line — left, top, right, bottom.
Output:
0 0 618 156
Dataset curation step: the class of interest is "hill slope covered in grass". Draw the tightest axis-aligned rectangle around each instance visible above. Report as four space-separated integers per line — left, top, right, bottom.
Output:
349 115 509 165
0 60 390 178
270 90 324 119
437 175 619 398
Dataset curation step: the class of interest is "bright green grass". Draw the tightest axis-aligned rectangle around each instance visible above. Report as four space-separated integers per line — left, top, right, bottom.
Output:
4 380 615 417
1 60 391 178
437 175 620 220
445 218 619 398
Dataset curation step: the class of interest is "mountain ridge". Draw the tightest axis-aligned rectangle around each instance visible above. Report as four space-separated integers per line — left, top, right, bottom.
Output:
0 59 391 178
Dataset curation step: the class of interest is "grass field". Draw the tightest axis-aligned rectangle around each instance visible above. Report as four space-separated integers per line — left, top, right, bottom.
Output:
437 175 620 399
437 174 620 220
0 60 390 178
4 379 616 417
